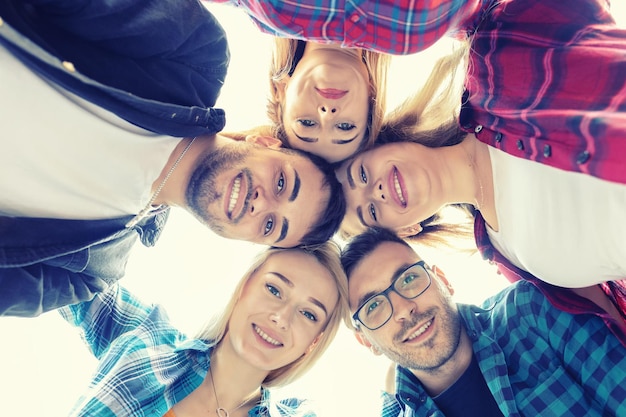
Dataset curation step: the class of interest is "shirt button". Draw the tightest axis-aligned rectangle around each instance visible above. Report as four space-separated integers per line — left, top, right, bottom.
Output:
350 13 360 23
474 125 483 133
516 139 524 150
543 144 552 157
62 60 76 72
495 132 503 142
576 150 590 164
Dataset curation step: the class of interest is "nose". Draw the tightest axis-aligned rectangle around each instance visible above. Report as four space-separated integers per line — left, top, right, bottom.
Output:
318 105 338 115
372 180 386 202
270 306 292 330
249 187 272 216
389 291 416 322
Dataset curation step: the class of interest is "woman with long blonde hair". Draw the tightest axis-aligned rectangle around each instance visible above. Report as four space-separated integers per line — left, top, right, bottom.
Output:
60 242 348 416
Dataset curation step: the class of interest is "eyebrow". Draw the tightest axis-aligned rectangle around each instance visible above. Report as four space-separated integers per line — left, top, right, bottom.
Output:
275 218 289 244
271 272 328 315
345 160 356 189
289 171 300 202
294 132 358 145
356 206 368 229
355 263 414 308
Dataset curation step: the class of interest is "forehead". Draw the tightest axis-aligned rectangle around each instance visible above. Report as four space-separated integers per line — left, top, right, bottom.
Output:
254 250 339 306
348 242 419 307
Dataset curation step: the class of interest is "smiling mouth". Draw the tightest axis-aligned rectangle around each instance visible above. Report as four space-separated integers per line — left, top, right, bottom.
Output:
393 168 407 206
253 324 283 347
403 318 433 342
227 175 241 217
316 88 348 100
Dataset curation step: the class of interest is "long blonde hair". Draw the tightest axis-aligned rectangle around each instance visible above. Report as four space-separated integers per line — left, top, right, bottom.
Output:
196 241 348 388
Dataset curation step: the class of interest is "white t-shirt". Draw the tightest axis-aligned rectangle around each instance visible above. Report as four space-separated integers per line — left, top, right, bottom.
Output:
0 44 180 219
486 146 626 288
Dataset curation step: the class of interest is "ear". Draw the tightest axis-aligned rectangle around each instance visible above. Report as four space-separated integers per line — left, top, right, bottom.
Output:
305 333 322 355
272 79 287 101
353 330 382 356
431 265 454 296
244 134 283 149
397 223 423 238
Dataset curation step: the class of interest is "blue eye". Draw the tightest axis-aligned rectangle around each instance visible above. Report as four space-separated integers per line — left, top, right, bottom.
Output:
266 284 280 298
277 172 284 193
301 310 318 322
263 217 274 236
360 166 367 183
366 299 381 315
298 119 316 127
369 204 377 222
337 122 356 131
401 274 418 286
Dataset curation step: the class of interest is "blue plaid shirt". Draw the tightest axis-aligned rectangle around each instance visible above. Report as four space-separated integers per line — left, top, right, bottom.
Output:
59 285 313 417
382 281 626 417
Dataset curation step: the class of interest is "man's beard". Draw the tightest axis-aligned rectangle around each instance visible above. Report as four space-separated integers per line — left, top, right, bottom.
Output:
374 302 463 372
185 145 252 235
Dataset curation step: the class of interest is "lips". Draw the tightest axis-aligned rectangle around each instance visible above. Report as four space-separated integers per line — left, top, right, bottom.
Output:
225 173 246 221
388 167 407 208
403 318 434 343
316 88 348 100
253 324 283 347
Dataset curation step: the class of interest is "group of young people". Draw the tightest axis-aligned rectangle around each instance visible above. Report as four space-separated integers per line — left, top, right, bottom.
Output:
1 0 625 416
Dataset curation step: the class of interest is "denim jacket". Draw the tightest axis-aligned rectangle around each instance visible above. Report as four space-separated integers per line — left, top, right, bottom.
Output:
0 209 169 317
0 0 229 137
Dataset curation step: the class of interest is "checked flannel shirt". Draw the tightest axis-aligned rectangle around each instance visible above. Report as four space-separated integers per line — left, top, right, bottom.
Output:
59 285 314 417
381 280 626 417
212 0 483 54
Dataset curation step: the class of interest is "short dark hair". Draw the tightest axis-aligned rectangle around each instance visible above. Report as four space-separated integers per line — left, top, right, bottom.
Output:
282 149 346 247
341 227 410 279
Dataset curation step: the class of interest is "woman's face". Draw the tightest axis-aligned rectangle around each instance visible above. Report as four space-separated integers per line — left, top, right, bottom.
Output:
226 250 339 371
279 46 371 163
335 142 445 236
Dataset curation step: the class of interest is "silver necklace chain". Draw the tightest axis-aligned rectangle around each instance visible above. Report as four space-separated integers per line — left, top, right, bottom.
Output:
125 136 197 228
208 367 258 417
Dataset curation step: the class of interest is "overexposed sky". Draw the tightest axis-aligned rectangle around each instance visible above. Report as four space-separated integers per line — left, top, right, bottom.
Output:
2 3 624 416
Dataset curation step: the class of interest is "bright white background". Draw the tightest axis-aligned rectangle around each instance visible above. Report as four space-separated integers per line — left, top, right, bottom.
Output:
1 3 624 416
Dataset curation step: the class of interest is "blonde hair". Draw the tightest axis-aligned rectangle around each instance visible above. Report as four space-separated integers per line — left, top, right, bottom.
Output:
262 38 391 156
196 241 348 388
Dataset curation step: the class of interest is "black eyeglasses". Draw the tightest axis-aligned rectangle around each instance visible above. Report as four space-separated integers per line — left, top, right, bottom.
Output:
352 261 432 330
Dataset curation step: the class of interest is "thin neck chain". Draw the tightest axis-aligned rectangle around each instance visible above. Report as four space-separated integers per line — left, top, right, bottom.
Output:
125 136 197 228
208 367 257 417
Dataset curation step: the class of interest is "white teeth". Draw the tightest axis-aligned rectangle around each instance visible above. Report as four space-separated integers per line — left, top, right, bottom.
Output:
228 177 241 215
254 325 282 346
406 319 432 341
393 171 406 205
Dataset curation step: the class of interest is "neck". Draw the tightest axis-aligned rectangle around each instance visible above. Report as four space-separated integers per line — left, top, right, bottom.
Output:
152 134 219 206
303 41 362 61
207 339 268 411
411 329 473 396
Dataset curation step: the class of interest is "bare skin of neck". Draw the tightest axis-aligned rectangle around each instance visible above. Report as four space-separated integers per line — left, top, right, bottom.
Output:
462 135 498 231
171 340 265 417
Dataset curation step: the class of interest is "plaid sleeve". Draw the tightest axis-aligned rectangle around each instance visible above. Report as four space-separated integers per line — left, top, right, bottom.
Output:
380 391 402 417
213 0 482 54
59 284 155 359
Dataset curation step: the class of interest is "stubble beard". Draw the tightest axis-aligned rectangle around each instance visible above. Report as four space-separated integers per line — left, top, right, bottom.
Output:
185 146 251 235
374 303 463 372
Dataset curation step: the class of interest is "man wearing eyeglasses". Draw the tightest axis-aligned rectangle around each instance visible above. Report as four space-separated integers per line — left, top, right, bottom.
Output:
341 227 626 417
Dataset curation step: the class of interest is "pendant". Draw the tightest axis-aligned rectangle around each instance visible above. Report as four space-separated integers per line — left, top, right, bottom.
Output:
216 407 229 417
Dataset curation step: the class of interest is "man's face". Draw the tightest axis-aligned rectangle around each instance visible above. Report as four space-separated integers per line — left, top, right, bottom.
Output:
185 142 328 247
348 242 463 371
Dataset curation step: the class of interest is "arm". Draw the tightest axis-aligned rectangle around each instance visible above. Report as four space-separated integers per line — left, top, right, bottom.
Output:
0 265 108 317
59 284 157 359
209 0 481 54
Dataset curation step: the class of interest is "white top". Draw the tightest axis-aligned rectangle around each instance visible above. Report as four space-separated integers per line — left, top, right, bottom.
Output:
486 146 626 288
0 44 180 219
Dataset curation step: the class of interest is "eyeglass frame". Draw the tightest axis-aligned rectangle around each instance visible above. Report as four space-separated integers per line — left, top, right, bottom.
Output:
351 260 432 331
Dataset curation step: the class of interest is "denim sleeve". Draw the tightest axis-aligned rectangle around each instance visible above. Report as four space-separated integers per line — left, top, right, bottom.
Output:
0 265 108 317
59 285 155 359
